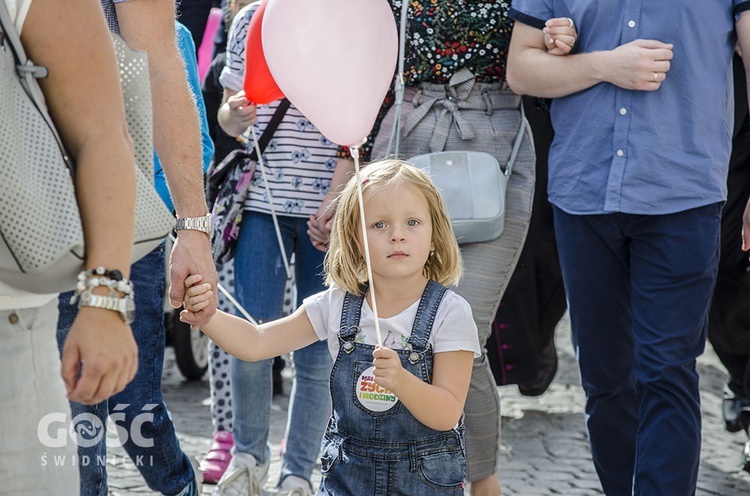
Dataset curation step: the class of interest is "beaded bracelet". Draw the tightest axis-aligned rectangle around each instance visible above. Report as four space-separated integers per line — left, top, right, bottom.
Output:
69 267 134 304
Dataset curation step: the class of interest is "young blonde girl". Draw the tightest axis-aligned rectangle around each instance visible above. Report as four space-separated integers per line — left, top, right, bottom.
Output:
183 159 480 495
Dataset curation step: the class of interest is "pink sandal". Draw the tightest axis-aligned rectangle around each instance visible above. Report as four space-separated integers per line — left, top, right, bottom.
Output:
199 431 234 484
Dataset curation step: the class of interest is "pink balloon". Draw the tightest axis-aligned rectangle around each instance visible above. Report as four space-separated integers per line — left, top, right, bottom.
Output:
262 0 398 147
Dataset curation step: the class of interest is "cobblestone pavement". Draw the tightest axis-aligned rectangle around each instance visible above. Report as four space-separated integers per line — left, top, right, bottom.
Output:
105 315 750 495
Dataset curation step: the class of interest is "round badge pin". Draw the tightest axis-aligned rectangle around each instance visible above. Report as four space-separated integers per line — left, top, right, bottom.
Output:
356 365 398 412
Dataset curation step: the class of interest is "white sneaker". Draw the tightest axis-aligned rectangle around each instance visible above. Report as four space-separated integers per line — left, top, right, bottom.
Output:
211 452 269 496
277 475 313 496
192 457 204 494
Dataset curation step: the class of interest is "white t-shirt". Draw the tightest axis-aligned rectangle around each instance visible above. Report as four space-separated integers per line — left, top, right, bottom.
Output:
304 286 481 360
0 0 57 310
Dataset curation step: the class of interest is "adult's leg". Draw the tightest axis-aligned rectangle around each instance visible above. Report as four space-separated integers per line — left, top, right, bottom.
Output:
231 212 294 466
709 55 750 428
278 218 332 488
490 97 566 394
211 262 235 434
2 301 79 495
202 338 235 484
553 208 637 496
458 122 535 484
59 246 195 495
115 246 195 494
629 205 720 495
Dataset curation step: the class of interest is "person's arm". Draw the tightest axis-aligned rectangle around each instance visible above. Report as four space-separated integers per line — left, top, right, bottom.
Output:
177 21 215 174
181 276 318 360
506 21 673 98
22 0 138 404
115 0 218 324
307 157 355 251
216 5 258 137
735 11 750 254
217 87 258 137
372 346 473 431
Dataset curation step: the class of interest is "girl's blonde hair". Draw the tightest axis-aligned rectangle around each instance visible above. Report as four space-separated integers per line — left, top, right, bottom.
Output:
324 159 463 295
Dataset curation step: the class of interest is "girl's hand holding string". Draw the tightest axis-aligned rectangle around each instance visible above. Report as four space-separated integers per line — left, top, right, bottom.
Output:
372 345 406 392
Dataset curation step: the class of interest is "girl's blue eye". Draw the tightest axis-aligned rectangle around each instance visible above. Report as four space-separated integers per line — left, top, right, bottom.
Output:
407 219 419 226
373 221 385 229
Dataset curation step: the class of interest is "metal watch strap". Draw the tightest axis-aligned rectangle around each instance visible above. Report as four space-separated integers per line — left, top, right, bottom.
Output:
175 213 213 237
79 291 136 324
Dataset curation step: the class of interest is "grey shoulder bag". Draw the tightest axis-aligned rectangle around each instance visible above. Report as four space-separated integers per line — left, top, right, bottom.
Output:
385 0 526 244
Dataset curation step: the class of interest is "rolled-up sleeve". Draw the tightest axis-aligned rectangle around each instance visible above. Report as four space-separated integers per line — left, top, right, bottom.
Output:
509 0 553 30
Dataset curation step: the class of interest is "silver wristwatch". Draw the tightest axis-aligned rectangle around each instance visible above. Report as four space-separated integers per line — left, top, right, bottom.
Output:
78 291 136 324
175 213 213 239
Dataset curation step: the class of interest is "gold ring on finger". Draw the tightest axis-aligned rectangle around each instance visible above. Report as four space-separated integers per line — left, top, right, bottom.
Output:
653 72 659 82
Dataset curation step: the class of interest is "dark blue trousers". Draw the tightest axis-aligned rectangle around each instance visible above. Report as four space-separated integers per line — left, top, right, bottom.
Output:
553 203 722 496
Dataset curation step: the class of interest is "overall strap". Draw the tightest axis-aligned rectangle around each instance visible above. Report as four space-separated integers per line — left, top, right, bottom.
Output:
407 280 448 353
338 287 367 352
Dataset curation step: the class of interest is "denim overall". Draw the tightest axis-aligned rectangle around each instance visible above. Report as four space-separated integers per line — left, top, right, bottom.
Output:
318 280 466 495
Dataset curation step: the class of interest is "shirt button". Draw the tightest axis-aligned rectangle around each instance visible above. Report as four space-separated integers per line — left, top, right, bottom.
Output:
617 149 624 157
628 20 635 28
8 313 19 324
619 108 627 115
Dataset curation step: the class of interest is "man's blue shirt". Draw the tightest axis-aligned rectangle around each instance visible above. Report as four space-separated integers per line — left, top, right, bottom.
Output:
511 0 750 215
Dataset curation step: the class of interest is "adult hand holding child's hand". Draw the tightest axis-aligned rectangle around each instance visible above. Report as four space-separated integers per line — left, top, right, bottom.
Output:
180 274 214 329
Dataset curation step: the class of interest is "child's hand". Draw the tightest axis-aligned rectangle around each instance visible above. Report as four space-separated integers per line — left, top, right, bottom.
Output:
226 90 257 129
180 274 214 329
543 17 577 55
372 345 405 391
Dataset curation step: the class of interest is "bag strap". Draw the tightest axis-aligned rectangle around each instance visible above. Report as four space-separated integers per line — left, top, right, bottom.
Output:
0 1 28 65
248 97 291 161
384 0 410 157
252 98 293 281
0 2 75 172
0 2 51 97
504 104 527 177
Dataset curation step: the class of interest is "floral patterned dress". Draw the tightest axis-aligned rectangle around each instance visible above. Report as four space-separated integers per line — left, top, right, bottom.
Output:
397 0 512 84
354 0 514 160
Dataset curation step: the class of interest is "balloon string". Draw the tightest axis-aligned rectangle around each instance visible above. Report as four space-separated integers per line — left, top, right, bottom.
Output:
251 125 293 280
351 146 382 346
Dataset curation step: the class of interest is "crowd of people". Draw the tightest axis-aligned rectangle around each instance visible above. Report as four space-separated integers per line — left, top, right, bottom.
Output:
4 0 750 495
